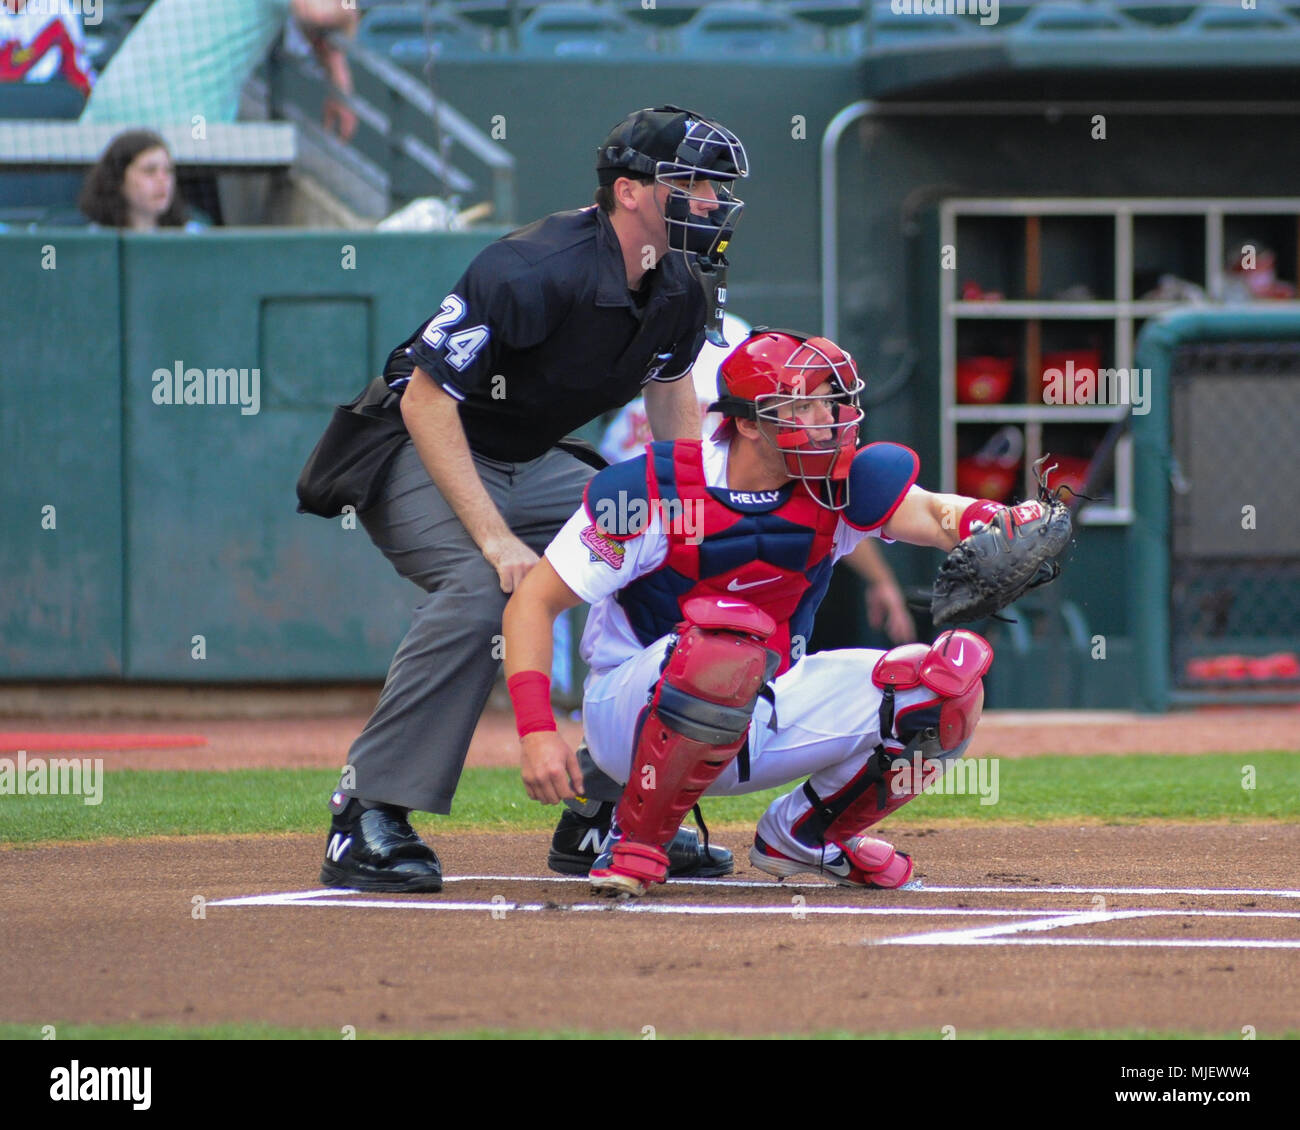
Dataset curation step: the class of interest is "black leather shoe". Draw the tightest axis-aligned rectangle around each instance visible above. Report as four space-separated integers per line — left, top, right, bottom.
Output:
547 801 733 878
320 797 443 892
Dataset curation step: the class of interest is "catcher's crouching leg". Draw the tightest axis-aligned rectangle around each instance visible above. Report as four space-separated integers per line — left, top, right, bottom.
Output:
773 630 993 889
590 597 778 898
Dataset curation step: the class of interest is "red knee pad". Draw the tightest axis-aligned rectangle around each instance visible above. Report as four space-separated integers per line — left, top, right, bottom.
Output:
872 629 992 753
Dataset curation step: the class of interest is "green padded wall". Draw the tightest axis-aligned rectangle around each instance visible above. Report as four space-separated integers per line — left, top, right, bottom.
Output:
0 229 496 681
1 233 124 677
117 230 496 680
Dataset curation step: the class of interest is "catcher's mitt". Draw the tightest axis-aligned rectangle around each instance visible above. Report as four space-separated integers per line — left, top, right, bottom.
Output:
930 459 1073 626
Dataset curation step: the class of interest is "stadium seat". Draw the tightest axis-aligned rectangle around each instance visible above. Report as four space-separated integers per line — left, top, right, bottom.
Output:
860 0 1037 35
357 3 494 62
0 79 86 121
0 172 85 228
1111 1 1200 29
30 206 92 228
450 0 539 31
849 5 979 52
782 1 865 53
517 3 654 57
1006 1 1141 36
677 2 821 57
784 0 867 31
1175 0 1298 33
0 80 87 224
619 0 704 32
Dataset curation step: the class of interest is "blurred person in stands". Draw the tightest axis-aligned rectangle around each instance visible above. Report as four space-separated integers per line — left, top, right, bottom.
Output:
82 0 357 141
0 0 94 98
78 129 201 232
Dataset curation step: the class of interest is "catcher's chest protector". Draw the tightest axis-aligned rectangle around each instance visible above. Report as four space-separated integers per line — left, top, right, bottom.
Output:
613 441 840 673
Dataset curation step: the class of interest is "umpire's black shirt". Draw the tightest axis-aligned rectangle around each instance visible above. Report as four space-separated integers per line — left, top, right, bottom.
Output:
383 205 707 463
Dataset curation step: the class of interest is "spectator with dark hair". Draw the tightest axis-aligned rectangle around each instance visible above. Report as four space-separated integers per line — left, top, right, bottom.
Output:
79 129 198 231
0 0 94 98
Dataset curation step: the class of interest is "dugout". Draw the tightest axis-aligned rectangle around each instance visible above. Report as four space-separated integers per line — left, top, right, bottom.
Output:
814 14 1300 710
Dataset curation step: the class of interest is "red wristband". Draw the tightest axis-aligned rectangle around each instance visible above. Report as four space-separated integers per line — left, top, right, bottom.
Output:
959 498 1004 540
507 671 557 738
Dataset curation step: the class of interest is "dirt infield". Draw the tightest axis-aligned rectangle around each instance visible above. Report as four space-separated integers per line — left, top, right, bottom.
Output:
3 825 1297 1036
2 703 1298 770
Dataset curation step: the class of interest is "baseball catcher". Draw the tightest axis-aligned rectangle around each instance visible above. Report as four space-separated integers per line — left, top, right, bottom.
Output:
502 328 1065 897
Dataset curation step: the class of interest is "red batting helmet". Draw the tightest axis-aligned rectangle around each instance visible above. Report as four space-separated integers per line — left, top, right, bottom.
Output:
710 328 865 510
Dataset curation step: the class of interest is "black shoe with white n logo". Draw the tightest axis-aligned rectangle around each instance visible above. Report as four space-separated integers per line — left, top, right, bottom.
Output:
320 793 443 892
547 800 734 878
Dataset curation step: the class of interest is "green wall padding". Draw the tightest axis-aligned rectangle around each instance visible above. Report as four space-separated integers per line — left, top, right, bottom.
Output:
1 233 124 677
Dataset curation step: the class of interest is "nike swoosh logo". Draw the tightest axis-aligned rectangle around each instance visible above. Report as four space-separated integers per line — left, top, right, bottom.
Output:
717 600 747 608
727 576 779 592
821 852 853 878
952 641 966 667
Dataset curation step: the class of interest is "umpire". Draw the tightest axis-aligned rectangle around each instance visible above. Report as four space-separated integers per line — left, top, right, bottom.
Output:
298 106 748 892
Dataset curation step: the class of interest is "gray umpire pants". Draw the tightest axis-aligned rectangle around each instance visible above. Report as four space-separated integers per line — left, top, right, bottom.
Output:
343 439 596 815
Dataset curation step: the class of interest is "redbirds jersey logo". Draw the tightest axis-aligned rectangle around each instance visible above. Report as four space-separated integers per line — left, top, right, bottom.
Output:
579 524 625 570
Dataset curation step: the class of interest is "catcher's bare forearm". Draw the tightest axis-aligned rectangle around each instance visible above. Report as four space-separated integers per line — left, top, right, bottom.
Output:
503 559 582 681
504 561 586 803
881 486 980 551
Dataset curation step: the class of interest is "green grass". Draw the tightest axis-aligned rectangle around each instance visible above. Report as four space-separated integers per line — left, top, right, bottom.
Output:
2 1021 1296 1041
1 753 1297 846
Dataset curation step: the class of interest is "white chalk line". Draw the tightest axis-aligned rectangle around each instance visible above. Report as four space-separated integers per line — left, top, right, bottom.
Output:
880 906 1300 948
210 894 1081 918
211 889 338 906
879 908 1154 945
922 884 1300 899
209 878 1300 909
208 894 1300 925
400 876 1300 899
207 883 1300 949
879 937 1300 949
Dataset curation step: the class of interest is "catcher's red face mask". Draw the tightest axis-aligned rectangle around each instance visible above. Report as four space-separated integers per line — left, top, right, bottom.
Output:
710 329 865 510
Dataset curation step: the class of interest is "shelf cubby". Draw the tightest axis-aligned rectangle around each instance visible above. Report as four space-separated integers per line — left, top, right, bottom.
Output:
940 197 1300 526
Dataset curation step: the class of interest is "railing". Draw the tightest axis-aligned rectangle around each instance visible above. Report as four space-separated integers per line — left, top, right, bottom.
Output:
263 35 516 223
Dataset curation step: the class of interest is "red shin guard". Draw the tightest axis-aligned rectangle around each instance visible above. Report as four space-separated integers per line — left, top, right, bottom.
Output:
602 597 775 890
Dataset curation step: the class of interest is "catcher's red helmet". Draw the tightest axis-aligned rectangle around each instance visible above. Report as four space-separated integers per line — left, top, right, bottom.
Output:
710 328 865 509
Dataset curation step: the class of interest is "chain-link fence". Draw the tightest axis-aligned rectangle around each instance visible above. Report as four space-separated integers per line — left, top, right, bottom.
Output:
1170 341 1300 696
